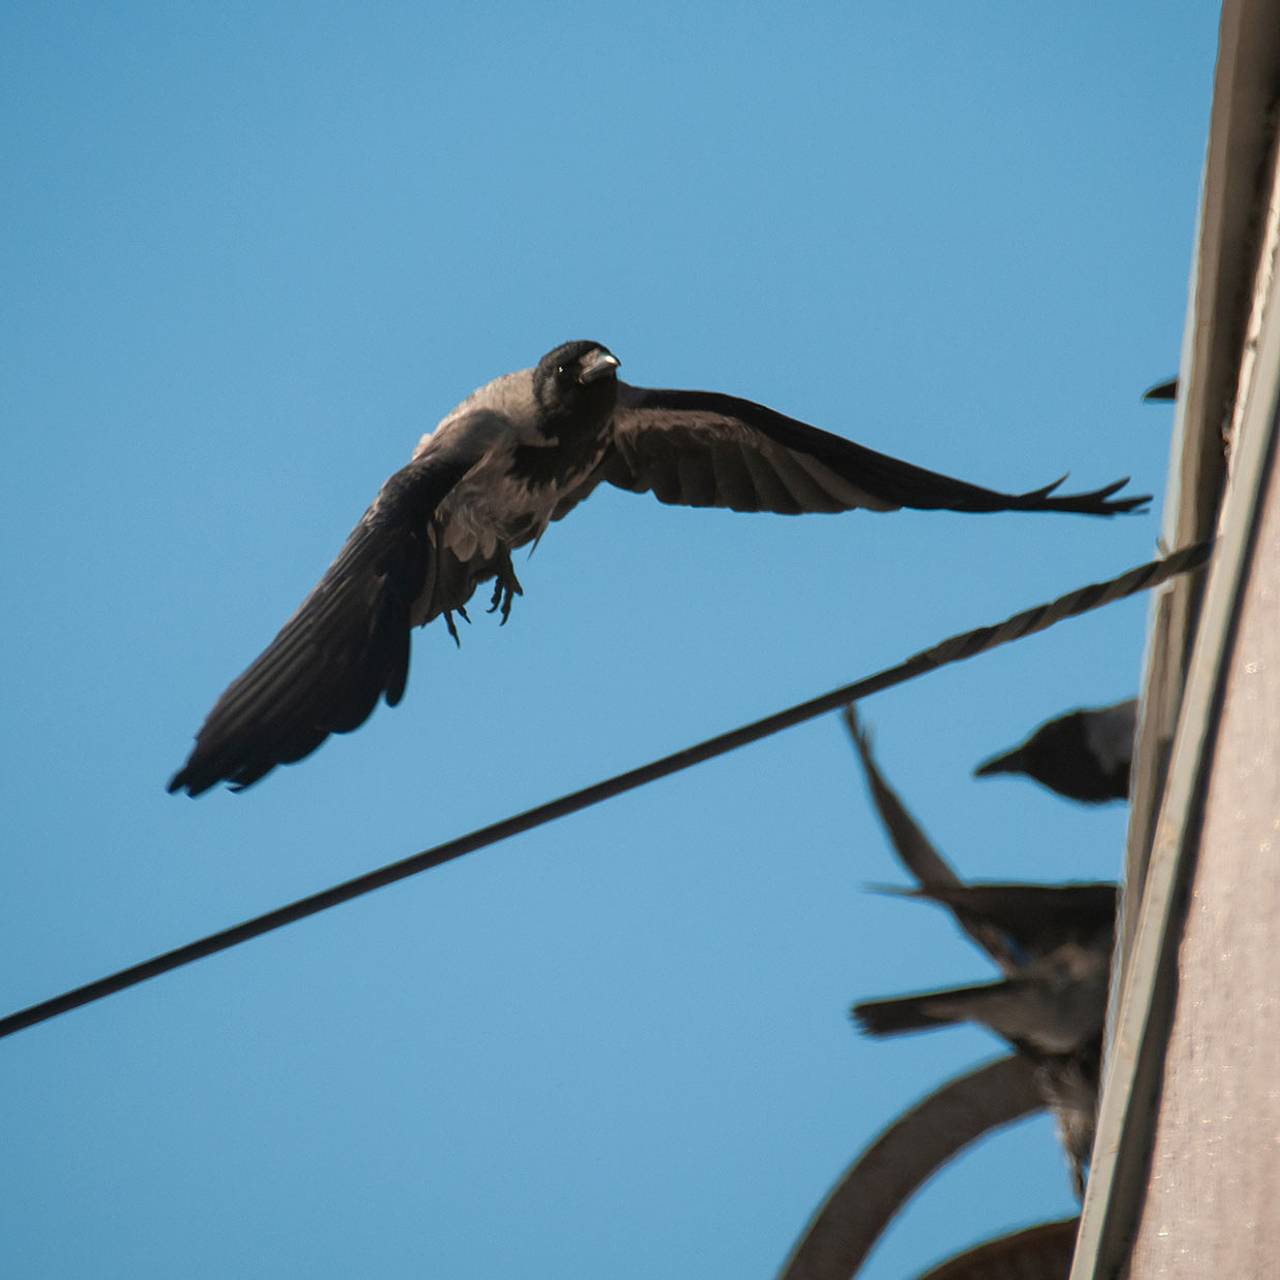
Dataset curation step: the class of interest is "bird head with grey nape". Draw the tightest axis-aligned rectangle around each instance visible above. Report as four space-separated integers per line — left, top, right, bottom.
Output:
532 340 621 432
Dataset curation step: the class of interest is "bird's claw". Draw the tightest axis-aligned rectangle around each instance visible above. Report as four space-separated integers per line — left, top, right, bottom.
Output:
443 605 471 648
487 557 524 626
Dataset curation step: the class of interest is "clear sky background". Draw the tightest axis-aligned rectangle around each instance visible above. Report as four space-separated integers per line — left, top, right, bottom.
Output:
2 5 1218 1277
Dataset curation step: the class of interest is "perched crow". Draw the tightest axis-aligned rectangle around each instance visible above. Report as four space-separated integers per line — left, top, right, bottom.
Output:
852 884 1115 1199
853 885 1113 1051
170 341 1147 795
974 700 1137 803
846 711 1116 1197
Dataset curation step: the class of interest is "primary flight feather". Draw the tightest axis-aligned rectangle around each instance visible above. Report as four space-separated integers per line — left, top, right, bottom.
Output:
169 340 1147 795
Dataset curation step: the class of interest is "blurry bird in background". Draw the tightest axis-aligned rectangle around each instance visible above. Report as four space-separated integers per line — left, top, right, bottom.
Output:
916 1217 1080 1280
851 883 1114 1198
844 709 1115 1198
169 340 1148 796
974 699 1137 803
777 1053 1045 1280
1143 376 1179 402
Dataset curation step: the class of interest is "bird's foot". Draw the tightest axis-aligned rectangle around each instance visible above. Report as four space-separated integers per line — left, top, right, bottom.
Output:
444 605 471 648
487 556 524 625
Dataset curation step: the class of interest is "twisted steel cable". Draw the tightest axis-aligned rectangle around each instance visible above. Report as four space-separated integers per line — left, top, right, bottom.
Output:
0 540 1212 1041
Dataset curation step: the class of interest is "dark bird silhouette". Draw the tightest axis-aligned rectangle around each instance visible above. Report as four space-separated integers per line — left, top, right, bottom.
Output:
778 1054 1043 1280
878 882 1117 973
974 699 1137 803
851 884 1115 1199
853 884 1114 1041
169 341 1148 795
845 710 1116 1197
916 1217 1079 1280
1143 377 1179 402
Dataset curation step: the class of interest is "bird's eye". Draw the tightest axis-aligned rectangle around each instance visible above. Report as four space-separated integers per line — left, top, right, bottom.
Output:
556 364 567 376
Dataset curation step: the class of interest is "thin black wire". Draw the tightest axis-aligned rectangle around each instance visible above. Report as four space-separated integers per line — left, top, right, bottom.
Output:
0 540 1212 1042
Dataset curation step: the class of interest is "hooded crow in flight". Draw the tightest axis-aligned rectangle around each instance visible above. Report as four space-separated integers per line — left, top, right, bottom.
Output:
169 340 1147 796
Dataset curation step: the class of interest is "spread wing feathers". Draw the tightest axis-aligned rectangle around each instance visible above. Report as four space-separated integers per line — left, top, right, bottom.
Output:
168 453 475 796
842 706 1021 971
844 707 964 891
916 1218 1080 1280
605 385 1148 515
777 1055 1043 1280
898 883 1118 960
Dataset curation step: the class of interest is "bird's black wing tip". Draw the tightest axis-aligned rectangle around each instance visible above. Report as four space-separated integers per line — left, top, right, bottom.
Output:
1030 475 1152 516
167 753 240 798
166 766 210 798
843 703 872 749
1087 476 1151 514
848 1003 874 1035
1022 473 1069 502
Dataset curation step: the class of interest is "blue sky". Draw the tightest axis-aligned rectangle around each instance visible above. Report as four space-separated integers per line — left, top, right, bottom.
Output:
2 4 1216 1276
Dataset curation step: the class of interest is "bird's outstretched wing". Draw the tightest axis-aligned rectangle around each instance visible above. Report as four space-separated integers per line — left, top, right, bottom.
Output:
168 446 478 796
843 707 1027 973
777 1055 1043 1280
896 883 1119 961
843 708 962 890
916 1218 1079 1280
603 384 1148 515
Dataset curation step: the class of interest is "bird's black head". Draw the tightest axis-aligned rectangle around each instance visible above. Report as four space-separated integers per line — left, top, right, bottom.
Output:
532 340 621 427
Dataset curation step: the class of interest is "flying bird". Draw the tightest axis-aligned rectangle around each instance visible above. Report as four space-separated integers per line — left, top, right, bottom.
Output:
852 885 1114 1048
846 713 1115 1197
974 699 1137 803
169 341 1148 795
852 883 1115 1198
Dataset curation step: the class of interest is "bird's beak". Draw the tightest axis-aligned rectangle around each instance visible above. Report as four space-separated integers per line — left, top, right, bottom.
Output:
578 351 621 384
974 746 1026 779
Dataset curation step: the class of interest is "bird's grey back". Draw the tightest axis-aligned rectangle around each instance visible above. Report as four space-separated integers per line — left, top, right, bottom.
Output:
1082 699 1138 775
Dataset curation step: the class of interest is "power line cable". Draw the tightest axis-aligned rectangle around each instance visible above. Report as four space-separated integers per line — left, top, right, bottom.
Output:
0 540 1211 1042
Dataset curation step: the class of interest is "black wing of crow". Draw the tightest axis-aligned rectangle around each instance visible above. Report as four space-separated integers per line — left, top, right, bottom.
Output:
916 1217 1079 1280
169 443 479 796
604 384 1149 515
898 884 1118 960
842 707 1022 971
778 1055 1043 1280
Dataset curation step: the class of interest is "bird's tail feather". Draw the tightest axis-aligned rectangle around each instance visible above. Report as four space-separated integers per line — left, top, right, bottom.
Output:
852 977 1017 1038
